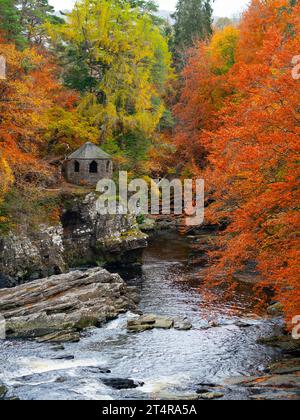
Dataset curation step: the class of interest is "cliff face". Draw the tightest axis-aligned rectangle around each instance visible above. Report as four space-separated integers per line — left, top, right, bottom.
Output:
0 193 147 287
62 193 148 268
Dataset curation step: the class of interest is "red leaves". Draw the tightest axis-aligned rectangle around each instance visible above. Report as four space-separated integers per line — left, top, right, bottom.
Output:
174 0 300 325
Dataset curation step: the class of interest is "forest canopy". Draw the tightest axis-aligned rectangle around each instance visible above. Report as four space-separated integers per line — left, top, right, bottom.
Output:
0 0 299 326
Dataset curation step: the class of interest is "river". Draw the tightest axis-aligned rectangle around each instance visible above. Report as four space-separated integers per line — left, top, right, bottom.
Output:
0 231 280 400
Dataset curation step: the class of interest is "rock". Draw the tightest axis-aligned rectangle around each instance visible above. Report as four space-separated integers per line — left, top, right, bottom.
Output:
127 315 155 332
267 302 284 316
127 324 154 333
257 335 300 353
101 378 144 390
199 392 224 400
196 388 211 395
83 367 111 374
52 355 75 361
154 317 174 329
51 345 65 351
151 215 179 231
268 358 300 375
0 268 139 341
0 226 66 287
139 315 157 325
224 376 262 386
55 377 68 384
174 318 192 331
201 321 220 330
247 374 300 388
226 374 300 389
197 382 219 388
250 391 300 401
209 321 220 328
234 321 253 328
62 193 148 269
139 218 156 232
127 315 174 332
0 384 8 400
0 193 147 285
37 331 80 344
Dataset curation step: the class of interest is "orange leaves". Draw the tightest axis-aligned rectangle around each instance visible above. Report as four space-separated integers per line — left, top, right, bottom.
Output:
0 41 84 196
173 0 300 325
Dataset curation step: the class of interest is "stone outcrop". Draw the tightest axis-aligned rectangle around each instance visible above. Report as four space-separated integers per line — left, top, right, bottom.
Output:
62 193 147 268
127 314 192 333
0 192 147 286
0 226 67 287
0 267 140 341
223 356 300 400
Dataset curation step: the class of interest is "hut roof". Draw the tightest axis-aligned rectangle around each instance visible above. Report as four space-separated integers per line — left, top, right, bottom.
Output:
68 142 111 160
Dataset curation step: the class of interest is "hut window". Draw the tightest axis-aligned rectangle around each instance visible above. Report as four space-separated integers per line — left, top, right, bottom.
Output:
89 161 98 173
74 161 80 173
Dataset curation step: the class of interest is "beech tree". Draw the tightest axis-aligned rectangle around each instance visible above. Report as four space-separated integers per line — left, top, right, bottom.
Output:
173 0 300 325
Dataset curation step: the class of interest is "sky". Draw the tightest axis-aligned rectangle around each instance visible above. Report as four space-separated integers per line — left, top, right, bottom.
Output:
49 0 249 18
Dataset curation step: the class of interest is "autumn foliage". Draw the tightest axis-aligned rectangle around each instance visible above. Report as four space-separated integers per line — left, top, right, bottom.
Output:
174 0 300 324
0 0 298 326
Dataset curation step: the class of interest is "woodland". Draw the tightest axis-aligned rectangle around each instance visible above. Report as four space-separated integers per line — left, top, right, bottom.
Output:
0 0 299 327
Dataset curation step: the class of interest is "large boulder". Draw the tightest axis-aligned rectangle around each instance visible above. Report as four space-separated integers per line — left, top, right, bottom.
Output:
0 267 139 341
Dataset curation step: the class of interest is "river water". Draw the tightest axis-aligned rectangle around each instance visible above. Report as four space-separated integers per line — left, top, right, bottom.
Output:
0 231 280 400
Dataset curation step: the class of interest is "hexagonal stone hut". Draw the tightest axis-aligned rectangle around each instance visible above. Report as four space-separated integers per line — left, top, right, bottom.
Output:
64 142 113 185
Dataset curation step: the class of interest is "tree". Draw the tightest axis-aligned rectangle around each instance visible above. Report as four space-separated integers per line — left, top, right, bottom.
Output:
208 26 239 74
118 0 159 13
214 17 234 31
173 26 239 173
172 0 213 67
0 0 63 47
48 0 172 172
0 41 98 214
18 0 63 45
173 0 300 325
0 0 24 46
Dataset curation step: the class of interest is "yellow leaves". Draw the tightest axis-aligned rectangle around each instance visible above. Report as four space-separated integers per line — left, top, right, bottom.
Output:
48 0 172 148
208 26 240 74
0 155 14 205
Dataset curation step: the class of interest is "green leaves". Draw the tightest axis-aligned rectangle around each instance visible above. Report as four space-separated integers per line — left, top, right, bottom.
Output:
172 0 213 51
0 0 24 47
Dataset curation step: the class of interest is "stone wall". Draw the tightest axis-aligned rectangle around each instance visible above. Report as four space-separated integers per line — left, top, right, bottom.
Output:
65 159 113 185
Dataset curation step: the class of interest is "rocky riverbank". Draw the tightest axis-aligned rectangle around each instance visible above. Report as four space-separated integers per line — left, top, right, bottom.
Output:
0 192 147 287
0 267 140 342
